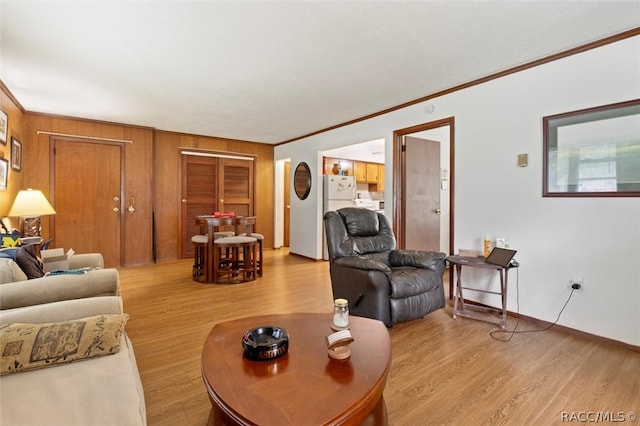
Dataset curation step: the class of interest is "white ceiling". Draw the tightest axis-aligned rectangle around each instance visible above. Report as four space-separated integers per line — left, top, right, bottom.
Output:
1 1 639 145
324 138 386 164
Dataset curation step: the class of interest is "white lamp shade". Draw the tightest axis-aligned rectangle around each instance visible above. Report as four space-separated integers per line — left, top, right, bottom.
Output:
7 189 56 217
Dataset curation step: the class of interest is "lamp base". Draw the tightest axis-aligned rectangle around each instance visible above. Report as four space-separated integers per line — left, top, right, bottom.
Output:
20 216 42 237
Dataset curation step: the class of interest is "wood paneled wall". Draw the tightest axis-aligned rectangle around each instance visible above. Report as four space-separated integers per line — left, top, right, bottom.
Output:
153 131 274 263
2 83 274 266
0 85 26 213
24 114 154 265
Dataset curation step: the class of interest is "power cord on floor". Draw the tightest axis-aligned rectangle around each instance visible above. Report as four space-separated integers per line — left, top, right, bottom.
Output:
489 267 577 342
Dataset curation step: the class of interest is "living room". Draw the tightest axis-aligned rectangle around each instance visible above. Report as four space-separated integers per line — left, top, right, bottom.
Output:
1 2 639 425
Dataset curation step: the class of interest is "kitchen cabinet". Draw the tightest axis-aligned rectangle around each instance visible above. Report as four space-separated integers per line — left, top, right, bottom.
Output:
366 163 378 183
378 164 385 191
354 161 367 182
354 160 384 188
326 157 383 189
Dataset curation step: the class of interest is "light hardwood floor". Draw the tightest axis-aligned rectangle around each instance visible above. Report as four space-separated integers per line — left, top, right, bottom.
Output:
119 249 639 426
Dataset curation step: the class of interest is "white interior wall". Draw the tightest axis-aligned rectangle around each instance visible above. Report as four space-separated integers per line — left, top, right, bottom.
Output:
275 36 640 345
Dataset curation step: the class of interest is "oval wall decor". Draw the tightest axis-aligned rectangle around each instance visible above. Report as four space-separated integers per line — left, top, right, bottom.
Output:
294 162 312 200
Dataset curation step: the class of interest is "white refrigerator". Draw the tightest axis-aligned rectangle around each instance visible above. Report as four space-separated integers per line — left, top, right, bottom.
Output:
323 175 356 259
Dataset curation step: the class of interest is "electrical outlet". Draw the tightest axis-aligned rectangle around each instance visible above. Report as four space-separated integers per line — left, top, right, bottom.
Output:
570 276 584 290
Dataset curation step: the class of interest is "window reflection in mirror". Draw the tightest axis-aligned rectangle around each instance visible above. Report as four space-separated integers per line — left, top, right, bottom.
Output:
543 99 640 197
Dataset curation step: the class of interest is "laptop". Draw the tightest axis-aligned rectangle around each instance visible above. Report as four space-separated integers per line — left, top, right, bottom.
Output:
484 247 518 268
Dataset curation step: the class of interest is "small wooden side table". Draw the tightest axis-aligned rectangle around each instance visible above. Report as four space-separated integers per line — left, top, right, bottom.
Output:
447 255 516 329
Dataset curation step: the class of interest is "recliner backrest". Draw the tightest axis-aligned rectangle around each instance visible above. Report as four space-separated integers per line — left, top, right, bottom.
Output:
324 208 396 260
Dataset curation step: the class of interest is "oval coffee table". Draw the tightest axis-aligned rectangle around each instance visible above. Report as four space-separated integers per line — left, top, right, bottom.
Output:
201 313 391 425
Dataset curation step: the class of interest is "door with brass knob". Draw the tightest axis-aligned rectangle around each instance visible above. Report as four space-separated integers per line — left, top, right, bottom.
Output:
52 139 123 267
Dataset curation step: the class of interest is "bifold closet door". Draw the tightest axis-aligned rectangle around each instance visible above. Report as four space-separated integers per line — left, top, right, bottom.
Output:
181 154 219 259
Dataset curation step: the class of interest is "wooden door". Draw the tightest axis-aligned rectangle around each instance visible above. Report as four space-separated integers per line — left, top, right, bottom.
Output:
218 158 254 219
52 139 122 267
403 136 440 251
180 154 218 259
284 161 291 247
180 154 254 259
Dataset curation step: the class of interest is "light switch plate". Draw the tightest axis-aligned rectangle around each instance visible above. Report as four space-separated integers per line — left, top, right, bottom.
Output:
517 153 528 167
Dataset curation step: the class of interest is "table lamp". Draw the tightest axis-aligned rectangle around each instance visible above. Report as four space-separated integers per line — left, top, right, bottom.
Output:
7 189 56 237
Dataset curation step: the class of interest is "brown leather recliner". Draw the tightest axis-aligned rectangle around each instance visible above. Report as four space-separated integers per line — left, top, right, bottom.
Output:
324 207 446 327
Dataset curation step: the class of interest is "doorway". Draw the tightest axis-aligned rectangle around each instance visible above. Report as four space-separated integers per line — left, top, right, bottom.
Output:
51 138 124 267
283 160 291 247
393 118 454 254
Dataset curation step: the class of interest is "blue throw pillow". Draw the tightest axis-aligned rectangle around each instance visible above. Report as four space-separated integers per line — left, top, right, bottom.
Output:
0 248 19 260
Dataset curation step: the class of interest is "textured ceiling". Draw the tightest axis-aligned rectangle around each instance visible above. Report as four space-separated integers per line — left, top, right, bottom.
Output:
1 1 639 144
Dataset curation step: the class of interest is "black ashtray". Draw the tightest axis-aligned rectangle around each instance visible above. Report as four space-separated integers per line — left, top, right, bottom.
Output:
242 326 289 361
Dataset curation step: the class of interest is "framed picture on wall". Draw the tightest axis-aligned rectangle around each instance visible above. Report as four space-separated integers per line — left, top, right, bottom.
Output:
0 157 8 190
10 137 22 171
0 109 7 145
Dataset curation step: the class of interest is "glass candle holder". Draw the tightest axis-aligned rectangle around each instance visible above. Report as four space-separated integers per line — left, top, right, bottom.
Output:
332 298 349 330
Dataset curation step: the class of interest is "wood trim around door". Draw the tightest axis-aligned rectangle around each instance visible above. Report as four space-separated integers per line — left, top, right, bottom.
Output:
393 117 455 254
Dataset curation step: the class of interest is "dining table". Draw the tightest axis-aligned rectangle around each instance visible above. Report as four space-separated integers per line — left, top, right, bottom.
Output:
195 215 257 283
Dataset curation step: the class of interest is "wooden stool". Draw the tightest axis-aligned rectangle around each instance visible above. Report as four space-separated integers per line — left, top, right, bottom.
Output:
239 232 264 277
191 234 209 283
212 231 235 263
212 236 257 284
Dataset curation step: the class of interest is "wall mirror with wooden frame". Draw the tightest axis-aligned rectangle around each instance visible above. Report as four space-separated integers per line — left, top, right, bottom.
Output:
294 162 312 200
543 99 640 197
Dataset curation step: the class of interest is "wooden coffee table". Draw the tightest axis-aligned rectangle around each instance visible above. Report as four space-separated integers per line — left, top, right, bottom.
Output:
201 313 391 425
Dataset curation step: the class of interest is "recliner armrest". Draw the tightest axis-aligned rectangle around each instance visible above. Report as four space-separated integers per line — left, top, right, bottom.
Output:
334 257 392 276
389 250 446 271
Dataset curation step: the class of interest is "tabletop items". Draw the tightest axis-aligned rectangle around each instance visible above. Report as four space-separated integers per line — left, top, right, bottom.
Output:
325 329 355 360
242 326 289 361
331 298 350 330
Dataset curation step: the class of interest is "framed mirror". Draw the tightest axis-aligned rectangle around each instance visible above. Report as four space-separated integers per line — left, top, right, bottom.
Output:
293 162 312 200
543 99 640 197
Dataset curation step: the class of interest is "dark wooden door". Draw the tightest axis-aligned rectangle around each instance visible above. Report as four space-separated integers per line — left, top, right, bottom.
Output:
180 154 218 259
52 139 122 267
218 158 254 219
403 136 441 251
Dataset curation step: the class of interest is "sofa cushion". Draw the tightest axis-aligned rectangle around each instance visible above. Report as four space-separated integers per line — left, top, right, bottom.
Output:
1 313 129 375
0 258 28 284
14 244 44 279
0 332 147 426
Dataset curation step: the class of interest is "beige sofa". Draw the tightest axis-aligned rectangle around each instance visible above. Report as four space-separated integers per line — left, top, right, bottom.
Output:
0 296 146 426
0 253 119 310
